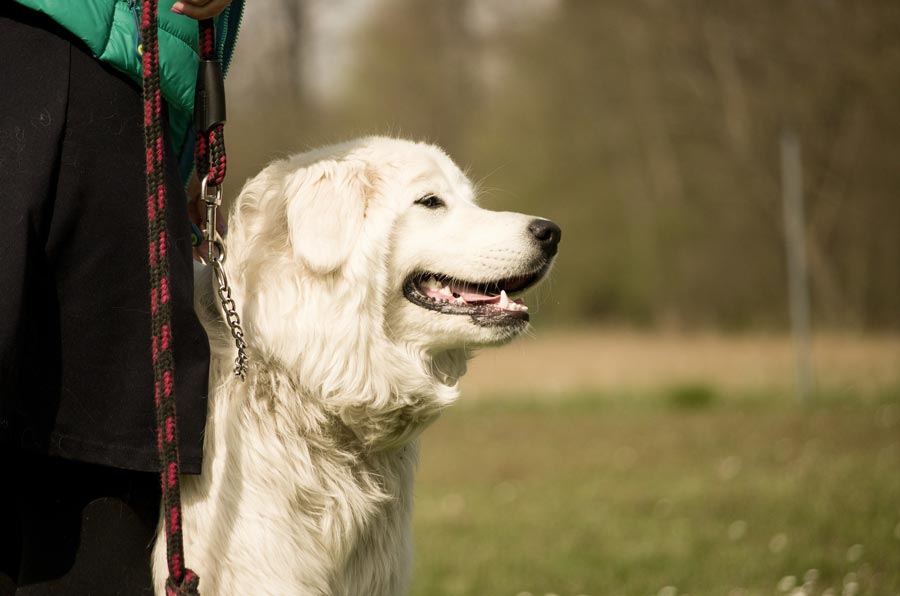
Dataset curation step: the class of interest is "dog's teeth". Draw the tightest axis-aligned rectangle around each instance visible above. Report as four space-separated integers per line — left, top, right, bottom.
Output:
424 276 440 291
439 286 453 299
499 290 510 309
454 296 466 305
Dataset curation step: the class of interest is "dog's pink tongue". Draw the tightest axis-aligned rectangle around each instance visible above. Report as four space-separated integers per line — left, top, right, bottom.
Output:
423 283 498 303
420 278 527 310
448 282 529 308
453 284 500 303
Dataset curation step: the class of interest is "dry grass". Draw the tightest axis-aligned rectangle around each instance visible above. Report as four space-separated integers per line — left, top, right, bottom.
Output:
461 329 900 399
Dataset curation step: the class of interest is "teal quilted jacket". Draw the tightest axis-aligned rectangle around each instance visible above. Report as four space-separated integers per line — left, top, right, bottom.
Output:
14 0 244 184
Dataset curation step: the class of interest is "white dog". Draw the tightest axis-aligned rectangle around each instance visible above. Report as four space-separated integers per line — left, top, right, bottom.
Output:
153 137 561 595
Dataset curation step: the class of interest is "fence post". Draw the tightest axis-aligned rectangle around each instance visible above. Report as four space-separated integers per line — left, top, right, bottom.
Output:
780 130 814 402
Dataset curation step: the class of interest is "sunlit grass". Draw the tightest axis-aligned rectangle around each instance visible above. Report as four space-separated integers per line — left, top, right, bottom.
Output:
410 389 900 596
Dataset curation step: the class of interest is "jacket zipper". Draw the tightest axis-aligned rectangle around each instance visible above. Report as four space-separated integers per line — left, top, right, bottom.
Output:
128 0 143 58
218 0 245 77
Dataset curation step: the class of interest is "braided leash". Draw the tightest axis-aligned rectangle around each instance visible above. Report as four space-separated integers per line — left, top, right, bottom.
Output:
140 1 199 593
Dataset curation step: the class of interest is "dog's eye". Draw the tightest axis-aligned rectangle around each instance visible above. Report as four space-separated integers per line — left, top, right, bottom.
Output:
414 195 446 209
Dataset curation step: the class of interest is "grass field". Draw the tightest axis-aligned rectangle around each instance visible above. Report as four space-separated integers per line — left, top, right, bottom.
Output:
409 333 900 596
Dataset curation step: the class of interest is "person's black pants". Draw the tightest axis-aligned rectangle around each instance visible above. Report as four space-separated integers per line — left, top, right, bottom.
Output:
0 0 209 472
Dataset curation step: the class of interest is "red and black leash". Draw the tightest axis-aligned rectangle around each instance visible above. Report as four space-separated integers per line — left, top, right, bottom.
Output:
140 2 228 594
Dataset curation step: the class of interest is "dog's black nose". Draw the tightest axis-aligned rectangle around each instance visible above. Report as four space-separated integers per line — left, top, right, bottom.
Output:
528 219 561 257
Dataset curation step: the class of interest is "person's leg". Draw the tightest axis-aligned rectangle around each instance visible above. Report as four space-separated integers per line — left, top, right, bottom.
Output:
0 6 70 590
0 449 22 596
0 0 69 455
14 453 160 596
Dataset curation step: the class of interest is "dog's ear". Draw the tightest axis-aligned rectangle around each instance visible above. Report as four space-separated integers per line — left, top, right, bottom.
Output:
284 159 371 274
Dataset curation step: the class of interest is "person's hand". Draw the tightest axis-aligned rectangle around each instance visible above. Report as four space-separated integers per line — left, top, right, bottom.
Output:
171 0 232 20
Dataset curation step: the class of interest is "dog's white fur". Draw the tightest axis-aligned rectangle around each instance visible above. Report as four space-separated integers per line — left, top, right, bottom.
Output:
152 137 556 595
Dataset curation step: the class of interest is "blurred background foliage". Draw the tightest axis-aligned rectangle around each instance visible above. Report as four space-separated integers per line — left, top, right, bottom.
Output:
227 0 900 331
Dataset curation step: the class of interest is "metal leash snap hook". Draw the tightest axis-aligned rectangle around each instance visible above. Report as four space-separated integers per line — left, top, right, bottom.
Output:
198 175 247 378
200 174 224 263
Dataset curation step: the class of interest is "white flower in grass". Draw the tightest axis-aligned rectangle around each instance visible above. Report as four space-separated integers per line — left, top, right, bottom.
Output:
778 576 797 592
789 589 809 596
728 520 747 541
769 533 789 553
846 543 864 562
717 456 742 481
440 493 465 517
658 586 677 596
804 569 819 584
843 582 859 596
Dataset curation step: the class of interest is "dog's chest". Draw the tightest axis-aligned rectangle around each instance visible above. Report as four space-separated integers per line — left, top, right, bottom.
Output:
208 429 419 596
326 445 418 596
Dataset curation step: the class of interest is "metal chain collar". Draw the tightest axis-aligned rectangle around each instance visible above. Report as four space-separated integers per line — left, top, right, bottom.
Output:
201 175 248 380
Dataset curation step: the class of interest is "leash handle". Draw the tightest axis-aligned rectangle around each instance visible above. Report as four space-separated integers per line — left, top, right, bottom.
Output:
194 20 227 187
194 59 226 133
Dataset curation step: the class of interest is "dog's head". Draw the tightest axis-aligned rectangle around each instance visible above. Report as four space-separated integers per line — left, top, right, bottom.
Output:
388 155 560 351
227 137 559 355
217 137 559 445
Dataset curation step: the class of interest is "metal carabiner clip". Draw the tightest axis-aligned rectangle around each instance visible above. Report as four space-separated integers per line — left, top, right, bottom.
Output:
199 174 224 263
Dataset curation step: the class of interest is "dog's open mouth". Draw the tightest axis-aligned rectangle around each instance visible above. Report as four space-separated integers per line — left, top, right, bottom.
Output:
403 265 548 325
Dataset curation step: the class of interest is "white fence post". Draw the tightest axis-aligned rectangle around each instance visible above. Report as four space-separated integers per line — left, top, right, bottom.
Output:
780 130 815 402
